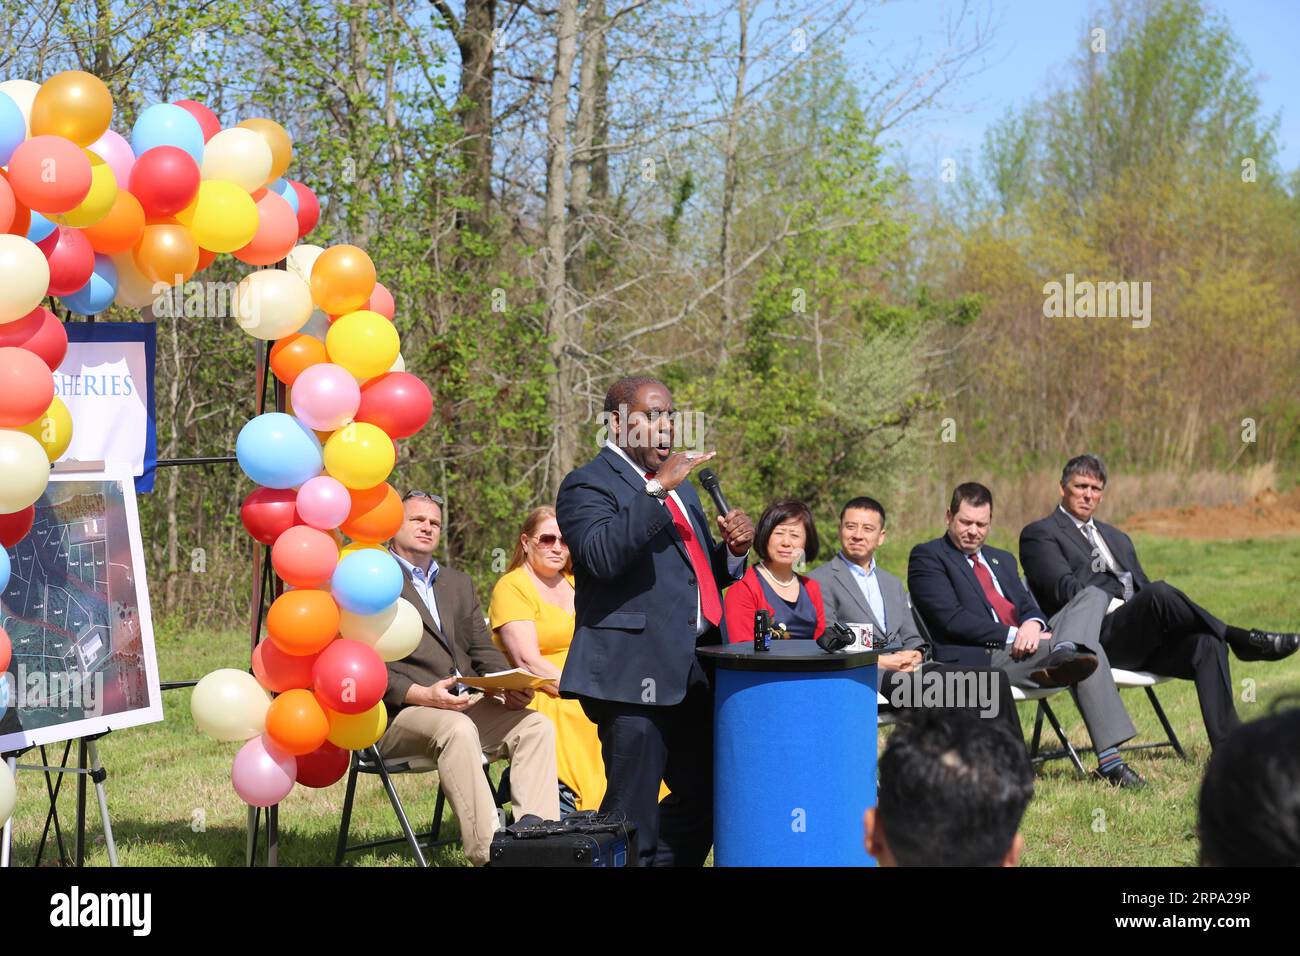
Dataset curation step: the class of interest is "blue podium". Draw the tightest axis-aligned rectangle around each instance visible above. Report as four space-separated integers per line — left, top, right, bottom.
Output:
699 640 878 867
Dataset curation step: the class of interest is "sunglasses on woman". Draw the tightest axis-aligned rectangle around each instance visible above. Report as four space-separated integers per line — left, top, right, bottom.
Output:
534 533 567 549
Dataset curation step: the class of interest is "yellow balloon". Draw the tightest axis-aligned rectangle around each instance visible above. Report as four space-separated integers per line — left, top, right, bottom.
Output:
201 127 273 192
323 422 396 490
325 310 400 380
0 429 50 512
237 118 293 183
0 235 52 323
30 70 113 146
52 151 118 228
339 541 384 560
175 180 258 252
325 699 388 750
17 396 73 461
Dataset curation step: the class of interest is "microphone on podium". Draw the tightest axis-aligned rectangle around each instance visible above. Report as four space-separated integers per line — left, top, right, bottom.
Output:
698 468 730 516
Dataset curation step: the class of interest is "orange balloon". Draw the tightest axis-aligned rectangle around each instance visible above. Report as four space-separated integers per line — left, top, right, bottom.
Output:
237 117 293 183
266 589 340 657
340 482 403 542
232 190 297 266
310 245 375 315
83 189 145 254
30 70 113 146
133 221 198 284
270 333 328 385
0 170 28 237
264 688 330 756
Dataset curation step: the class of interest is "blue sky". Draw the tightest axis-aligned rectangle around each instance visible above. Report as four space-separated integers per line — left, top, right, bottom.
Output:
837 0 1300 175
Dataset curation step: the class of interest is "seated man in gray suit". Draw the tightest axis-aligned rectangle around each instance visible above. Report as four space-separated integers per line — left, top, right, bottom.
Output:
809 496 1022 744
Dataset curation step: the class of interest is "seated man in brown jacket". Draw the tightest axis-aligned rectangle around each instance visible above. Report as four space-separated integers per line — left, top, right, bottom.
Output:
380 491 560 866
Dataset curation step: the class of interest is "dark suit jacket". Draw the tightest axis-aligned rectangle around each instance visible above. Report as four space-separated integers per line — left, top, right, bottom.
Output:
381 562 511 721
1019 507 1151 617
907 534 1046 666
807 554 926 656
555 446 742 707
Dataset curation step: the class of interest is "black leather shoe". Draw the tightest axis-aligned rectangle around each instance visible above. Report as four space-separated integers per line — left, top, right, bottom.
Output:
1231 629 1300 662
1029 648 1098 688
1094 763 1146 789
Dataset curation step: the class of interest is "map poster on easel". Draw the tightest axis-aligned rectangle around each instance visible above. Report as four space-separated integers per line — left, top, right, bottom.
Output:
0 464 163 752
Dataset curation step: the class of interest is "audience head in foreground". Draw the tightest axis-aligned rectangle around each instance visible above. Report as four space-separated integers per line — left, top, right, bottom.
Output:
866 709 1034 867
1199 698 1300 867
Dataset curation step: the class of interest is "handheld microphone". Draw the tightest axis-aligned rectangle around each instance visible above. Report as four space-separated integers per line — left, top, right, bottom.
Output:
698 468 730 516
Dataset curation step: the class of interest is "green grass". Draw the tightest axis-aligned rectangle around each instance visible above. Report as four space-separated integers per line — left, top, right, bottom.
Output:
5 535 1298 866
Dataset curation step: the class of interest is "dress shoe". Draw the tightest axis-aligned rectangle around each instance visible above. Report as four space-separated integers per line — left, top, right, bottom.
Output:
1029 647 1098 688
1094 763 1146 789
1230 629 1300 662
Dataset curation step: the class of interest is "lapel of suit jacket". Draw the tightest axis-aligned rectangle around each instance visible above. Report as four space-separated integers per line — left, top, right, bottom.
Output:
599 445 692 569
941 534 987 608
400 567 454 658
831 556 883 632
1052 507 1094 561
1095 520 1134 574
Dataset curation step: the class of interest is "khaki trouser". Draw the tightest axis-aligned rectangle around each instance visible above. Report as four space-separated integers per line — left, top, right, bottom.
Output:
378 696 560 866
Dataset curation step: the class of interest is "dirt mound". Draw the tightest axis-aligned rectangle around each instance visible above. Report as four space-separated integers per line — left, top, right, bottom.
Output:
1124 488 1300 539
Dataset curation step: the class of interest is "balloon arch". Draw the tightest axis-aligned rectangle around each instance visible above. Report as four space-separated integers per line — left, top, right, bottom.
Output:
0 70 434 821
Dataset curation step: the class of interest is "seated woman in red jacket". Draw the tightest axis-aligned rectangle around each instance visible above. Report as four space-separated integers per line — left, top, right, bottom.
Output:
725 499 826 642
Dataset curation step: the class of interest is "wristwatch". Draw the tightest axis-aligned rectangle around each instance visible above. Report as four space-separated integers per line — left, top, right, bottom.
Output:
645 478 669 500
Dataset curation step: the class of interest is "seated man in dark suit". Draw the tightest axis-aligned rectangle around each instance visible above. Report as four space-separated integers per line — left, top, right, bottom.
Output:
1020 454 1298 749
809 495 1022 744
909 482 1146 787
865 709 1034 866
380 491 560 867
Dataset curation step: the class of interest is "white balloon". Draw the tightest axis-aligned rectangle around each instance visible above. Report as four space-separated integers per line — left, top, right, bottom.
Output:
339 598 423 662
0 235 52 323
0 758 15 828
201 127 274 192
285 244 324 286
388 352 405 373
0 430 50 512
191 669 271 743
0 79 39 135
233 269 313 340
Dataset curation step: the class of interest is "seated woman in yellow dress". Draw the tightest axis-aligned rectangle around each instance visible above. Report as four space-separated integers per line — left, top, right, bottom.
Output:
488 506 605 815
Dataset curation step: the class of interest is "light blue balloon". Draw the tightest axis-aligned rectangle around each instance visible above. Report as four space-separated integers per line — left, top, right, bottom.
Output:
0 546 10 595
62 254 119 315
331 550 404 615
132 103 205 165
26 211 57 244
235 413 322 489
270 178 299 215
0 91 23 166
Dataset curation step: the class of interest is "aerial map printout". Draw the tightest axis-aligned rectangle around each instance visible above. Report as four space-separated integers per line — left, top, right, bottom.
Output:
0 468 162 751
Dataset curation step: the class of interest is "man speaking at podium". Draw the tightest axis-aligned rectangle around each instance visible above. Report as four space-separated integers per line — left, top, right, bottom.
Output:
557 376 754 866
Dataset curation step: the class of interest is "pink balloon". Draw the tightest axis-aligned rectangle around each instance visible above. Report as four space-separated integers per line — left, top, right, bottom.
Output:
231 735 297 808
367 282 395 320
174 99 222 142
290 363 360 431
87 129 136 189
295 475 351 530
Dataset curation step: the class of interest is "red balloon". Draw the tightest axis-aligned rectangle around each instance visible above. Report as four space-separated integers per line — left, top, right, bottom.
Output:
0 173 14 233
37 226 95 296
173 99 222 142
355 372 433 440
0 307 68 371
130 146 201 219
271 525 338 588
240 486 301 545
0 347 55 427
0 627 10 674
252 639 319 693
195 246 217 272
311 639 387 715
294 741 350 788
289 181 319 238
0 506 35 548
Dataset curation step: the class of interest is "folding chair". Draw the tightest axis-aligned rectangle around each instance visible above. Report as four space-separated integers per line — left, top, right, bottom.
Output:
334 746 509 867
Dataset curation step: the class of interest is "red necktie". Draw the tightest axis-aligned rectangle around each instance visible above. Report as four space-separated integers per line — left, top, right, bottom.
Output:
969 554 1019 627
648 474 722 626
